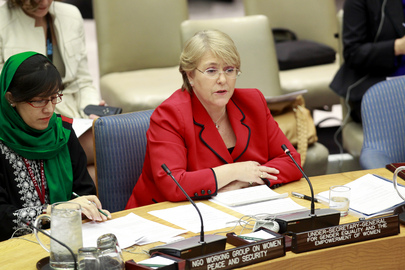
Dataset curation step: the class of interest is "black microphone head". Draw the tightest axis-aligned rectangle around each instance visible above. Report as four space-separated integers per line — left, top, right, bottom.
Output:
281 144 289 153
161 164 171 174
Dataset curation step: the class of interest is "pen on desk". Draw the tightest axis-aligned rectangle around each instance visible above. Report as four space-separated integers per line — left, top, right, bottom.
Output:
72 192 109 217
291 191 319 203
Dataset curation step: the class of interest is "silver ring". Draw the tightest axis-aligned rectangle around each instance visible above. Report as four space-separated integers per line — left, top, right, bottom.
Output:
260 174 264 178
249 181 253 187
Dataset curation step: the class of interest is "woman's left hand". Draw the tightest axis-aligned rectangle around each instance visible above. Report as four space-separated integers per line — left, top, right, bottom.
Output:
71 195 111 222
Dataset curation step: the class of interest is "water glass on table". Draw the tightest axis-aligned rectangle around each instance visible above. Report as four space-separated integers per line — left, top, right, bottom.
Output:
329 185 351 217
78 247 100 270
34 202 83 269
97 233 125 270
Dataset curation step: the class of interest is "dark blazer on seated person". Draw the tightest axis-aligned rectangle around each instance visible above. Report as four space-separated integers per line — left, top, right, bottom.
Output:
125 88 302 208
330 0 405 103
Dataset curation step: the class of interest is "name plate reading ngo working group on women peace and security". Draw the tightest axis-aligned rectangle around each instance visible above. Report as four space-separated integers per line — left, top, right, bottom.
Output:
291 215 400 253
186 235 285 270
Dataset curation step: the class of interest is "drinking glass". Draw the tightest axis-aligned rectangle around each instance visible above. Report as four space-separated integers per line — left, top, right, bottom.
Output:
78 247 100 270
97 234 125 270
329 185 351 217
34 202 83 269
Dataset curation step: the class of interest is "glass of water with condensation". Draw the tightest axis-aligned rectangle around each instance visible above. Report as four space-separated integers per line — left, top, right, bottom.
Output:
35 202 83 269
329 185 351 217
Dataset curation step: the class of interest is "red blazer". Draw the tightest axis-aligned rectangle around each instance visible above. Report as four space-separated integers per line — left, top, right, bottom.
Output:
126 88 302 208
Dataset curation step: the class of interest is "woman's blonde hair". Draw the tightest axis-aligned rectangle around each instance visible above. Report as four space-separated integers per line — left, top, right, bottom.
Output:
179 29 241 93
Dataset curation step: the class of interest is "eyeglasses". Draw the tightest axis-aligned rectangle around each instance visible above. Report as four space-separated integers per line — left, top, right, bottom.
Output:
26 94 63 108
196 67 241 79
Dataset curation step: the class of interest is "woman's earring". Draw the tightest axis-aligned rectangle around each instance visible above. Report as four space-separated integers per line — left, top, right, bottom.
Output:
190 81 194 86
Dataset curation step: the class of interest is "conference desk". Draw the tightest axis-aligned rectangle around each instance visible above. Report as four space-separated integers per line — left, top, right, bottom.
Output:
1 168 405 269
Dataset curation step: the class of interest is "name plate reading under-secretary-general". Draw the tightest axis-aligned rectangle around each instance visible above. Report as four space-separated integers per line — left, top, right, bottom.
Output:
187 237 285 270
291 215 400 253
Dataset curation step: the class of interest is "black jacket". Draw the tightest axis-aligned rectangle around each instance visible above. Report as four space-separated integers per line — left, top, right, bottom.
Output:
330 0 405 102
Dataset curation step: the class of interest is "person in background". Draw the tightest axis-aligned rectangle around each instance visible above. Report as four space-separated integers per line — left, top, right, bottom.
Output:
0 0 104 181
0 52 111 242
330 0 405 123
126 30 302 208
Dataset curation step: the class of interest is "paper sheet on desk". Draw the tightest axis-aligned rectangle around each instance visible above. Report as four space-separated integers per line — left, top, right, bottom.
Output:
81 213 187 248
210 197 307 216
210 185 288 206
72 118 93 137
148 203 237 233
315 173 405 217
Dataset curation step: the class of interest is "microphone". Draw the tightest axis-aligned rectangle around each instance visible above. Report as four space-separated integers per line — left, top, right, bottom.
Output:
282 144 316 215
20 218 78 270
275 145 341 234
162 163 205 243
148 164 227 259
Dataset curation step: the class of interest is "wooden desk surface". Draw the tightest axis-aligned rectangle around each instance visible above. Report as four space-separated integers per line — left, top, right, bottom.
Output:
1 168 403 269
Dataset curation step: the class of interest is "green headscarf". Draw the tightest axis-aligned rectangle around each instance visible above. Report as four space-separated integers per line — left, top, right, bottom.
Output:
0 51 73 203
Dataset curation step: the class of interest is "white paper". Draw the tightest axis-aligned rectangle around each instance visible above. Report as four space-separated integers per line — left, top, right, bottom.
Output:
137 255 176 269
72 118 93 137
211 197 307 216
211 185 288 206
316 174 405 217
148 203 237 233
81 213 187 248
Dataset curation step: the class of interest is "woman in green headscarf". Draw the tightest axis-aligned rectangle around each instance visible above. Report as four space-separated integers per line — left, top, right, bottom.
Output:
0 52 110 241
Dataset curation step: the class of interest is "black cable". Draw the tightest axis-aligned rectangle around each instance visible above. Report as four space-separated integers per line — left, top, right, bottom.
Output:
20 218 78 270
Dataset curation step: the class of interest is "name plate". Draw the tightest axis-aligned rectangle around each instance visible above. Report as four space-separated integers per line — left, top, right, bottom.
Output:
291 215 400 253
187 236 285 270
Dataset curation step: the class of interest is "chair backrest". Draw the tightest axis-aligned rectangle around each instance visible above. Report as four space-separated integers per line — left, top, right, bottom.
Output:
93 110 153 212
243 0 339 52
93 0 188 77
360 78 405 169
180 15 282 96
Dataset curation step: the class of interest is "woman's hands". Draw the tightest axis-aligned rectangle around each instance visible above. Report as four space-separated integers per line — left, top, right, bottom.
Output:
215 161 280 192
70 195 111 222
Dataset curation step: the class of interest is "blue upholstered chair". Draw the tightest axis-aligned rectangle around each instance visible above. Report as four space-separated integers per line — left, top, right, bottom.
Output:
93 110 153 212
360 78 405 169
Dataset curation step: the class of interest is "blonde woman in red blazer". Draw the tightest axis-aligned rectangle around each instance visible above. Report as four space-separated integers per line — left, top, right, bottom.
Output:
126 30 302 208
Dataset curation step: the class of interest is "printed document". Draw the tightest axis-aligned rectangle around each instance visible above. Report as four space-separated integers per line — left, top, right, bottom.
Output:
82 213 187 248
211 197 307 216
316 174 405 217
148 202 237 233
210 185 288 206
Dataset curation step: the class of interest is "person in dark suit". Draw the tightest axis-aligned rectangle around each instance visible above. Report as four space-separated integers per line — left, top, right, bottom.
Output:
330 0 405 122
126 30 302 208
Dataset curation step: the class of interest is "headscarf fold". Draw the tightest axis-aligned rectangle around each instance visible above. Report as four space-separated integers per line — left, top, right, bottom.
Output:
0 51 73 203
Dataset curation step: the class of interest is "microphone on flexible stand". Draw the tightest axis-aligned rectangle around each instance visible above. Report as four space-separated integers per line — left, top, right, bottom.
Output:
275 145 341 234
162 163 205 244
282 144 316 216
20 218 78 270
148 164 227 259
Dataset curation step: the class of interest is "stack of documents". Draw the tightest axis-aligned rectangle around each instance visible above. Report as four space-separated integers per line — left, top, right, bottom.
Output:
82 213 187 248
315 174 405 218
210 185 307 216
211 185 288 206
